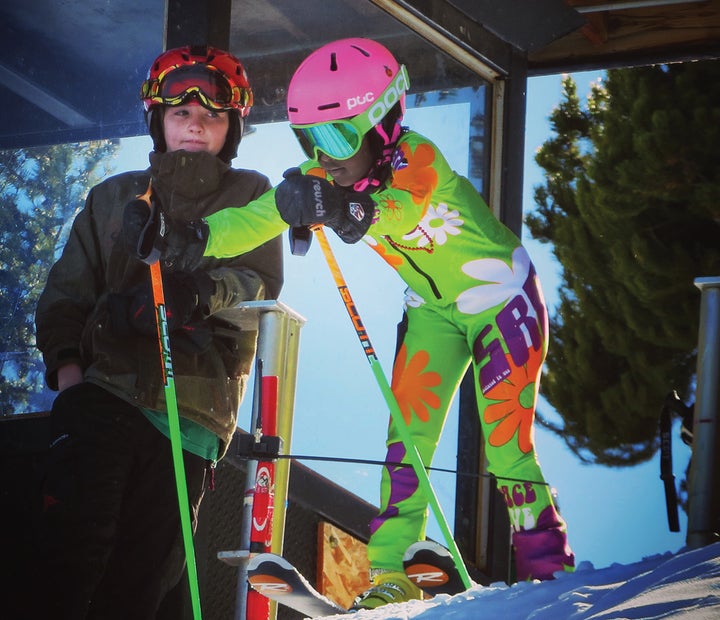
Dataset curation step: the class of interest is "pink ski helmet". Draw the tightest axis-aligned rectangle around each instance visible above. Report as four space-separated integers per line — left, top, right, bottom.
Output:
287 38 409 164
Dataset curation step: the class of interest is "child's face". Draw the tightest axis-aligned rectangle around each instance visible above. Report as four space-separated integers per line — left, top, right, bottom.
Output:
162 103 229 156
317 136 375 187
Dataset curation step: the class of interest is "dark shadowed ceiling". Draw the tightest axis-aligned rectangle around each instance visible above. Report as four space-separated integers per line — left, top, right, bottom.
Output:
1 0 719 150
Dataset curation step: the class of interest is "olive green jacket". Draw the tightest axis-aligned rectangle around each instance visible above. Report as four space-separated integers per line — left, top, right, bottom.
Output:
35 150 283 456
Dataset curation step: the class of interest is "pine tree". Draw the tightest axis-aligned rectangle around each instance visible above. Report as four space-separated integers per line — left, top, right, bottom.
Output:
0 141 117 415
527 62 720 465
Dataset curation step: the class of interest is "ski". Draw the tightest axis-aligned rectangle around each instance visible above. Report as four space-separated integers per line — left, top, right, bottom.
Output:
403 540 470 597
247 553 350 617
247 541 470 618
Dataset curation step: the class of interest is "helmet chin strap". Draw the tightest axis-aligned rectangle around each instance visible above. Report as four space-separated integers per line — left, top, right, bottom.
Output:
352 120 404 192
146 108 167 154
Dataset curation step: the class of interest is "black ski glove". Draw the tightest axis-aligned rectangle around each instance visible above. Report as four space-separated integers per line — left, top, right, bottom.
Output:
275 168 374 244
127 270 216 336
122 194 209 271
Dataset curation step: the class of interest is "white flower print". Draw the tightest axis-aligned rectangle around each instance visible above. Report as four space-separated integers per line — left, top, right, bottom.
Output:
403 287 426 309
402 203 463 247
455 246 532 315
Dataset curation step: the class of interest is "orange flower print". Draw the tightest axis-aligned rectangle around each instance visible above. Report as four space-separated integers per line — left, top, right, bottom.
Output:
367 238 404 269
378 195 404 221
392 143 438 206
483 346 543 453
391 344 441 425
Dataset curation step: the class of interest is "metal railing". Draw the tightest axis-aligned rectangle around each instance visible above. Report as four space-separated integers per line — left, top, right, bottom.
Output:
686 277 720 548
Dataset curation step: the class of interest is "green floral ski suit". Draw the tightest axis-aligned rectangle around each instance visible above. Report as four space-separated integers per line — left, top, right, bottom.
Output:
204 130 574 581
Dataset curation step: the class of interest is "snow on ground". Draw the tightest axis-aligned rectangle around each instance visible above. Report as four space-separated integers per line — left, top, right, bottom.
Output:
323 542 720 619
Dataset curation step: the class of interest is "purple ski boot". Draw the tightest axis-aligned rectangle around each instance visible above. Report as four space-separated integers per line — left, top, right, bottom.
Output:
512 505 575 581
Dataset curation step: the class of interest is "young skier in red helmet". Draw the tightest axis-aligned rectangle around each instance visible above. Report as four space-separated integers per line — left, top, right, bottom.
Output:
30 45 282 618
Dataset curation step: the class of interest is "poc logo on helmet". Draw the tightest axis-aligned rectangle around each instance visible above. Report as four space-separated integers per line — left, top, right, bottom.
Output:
347 92 375 110
368 66 409 125
346 65 409 125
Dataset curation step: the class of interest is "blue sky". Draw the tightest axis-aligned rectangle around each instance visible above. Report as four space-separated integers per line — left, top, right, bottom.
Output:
111 70 692 571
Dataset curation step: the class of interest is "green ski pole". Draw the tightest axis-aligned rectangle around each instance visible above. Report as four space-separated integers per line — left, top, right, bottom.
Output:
139 183 203 620
311 225 472 590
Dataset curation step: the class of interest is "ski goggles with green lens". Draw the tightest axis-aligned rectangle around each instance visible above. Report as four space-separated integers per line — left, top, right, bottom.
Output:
291 64 409 161
141 64 253 111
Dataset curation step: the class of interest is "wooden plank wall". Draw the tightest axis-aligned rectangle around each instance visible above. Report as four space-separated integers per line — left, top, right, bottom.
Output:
316 522 371 608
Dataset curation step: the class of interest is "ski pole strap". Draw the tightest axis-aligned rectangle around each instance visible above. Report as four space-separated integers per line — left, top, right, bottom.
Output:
310 225 472 590
139 181 204 619
660 394 680 533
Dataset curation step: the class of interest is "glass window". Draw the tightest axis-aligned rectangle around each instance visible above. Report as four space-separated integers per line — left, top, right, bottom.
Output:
0 2 492 544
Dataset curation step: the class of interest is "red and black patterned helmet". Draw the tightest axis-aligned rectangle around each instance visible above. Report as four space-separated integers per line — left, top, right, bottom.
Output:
141 45 253 116
142 45 252 162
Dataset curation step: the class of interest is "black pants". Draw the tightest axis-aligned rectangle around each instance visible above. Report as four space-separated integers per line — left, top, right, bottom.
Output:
28 383 208 620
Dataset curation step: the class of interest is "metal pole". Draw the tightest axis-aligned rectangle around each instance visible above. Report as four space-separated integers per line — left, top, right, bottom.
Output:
686 276 720 548
216 301 306 620
255 304 305 558
233 359 264 620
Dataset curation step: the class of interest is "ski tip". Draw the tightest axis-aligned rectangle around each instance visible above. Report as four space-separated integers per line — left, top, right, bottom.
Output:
247 554 299 598
246 554 350 616
403 540 453 562
403 540 467 596
405 562 452 589
248 572 295 596
247 552 293 572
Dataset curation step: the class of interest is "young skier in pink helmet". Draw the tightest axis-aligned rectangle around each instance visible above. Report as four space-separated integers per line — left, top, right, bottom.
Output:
124 37 575 610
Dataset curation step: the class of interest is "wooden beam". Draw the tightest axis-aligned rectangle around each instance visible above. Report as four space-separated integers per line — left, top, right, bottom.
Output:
529 0 720 72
